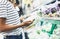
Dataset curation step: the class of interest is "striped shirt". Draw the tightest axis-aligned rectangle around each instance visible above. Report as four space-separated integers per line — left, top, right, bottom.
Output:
0 0 22 35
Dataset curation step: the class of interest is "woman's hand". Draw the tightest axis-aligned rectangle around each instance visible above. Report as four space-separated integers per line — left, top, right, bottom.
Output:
21 20 34 26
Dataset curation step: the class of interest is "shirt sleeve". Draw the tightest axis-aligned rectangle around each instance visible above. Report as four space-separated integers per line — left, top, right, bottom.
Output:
0 4 7 18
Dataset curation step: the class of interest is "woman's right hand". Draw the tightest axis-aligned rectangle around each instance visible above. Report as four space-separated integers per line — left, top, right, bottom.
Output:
21 20 33 26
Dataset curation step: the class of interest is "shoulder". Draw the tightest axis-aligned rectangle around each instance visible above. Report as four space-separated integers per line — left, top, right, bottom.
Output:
0 0 8 8
6 1 14 8
0 0 7 4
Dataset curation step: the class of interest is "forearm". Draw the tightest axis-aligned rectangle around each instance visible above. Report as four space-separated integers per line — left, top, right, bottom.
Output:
0 19 33 32
0 23 24 32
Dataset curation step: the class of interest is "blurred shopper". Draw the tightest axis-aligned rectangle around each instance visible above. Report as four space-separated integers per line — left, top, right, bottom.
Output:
0 0 33 39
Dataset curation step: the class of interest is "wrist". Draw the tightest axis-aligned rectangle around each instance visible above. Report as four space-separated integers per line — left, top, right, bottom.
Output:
19 23 24 27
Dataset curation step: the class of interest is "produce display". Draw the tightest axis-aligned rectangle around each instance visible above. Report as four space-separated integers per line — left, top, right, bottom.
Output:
25 19 60 39
24 1 60 39
24 5 60 39
38 4 60 17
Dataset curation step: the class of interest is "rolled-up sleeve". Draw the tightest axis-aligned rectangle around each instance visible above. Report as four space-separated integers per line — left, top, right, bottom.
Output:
0 4 7 18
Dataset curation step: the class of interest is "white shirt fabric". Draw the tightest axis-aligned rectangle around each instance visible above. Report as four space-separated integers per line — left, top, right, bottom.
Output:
0 0 22 35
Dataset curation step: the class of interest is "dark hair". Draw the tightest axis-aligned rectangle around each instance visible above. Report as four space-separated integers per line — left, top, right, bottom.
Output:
16 0 19 5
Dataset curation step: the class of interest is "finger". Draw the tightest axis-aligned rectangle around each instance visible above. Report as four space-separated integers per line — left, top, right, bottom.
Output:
26 21 32 22
28 21 33 24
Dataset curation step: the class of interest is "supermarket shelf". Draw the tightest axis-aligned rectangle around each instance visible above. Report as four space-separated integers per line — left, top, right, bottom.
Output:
42 17 60 25
42 17 60 20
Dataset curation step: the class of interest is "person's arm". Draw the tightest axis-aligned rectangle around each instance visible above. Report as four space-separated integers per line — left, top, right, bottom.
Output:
0 18 33 32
